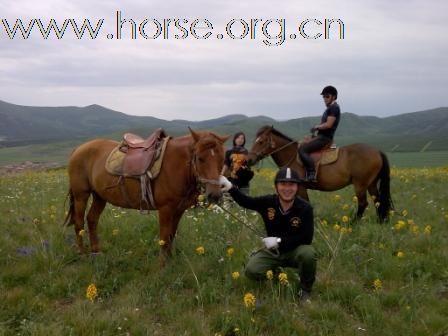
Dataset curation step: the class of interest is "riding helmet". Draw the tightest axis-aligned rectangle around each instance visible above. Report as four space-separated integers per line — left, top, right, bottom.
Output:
320 85 338 98
274 167 301 184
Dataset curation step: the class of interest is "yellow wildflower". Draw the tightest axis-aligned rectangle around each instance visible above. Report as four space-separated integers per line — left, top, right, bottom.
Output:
78 229 85 237
342 204 349 210
396 251 405 258
226 247 235 257
196 246 205 255
278 272 289 285
334 195 341 201
112 229 119 236
340 227 348 234
394 220 406 231
243 292 256 308
342 215 349 223
424 225 432 235
197 194 205 202
402 209 408 216
373 279 382 290
410 225 419 235
333 224 341 232
232 271 240 280
352 196 358 202
375 202 380 208
86 283 98 302
266 270 273 280
159 240 166 246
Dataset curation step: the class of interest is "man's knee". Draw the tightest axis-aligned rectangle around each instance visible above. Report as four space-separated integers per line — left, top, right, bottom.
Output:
244 262 266 280
295 245 317 263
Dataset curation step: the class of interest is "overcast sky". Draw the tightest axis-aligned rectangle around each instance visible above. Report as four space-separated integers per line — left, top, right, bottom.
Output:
0 0 446 120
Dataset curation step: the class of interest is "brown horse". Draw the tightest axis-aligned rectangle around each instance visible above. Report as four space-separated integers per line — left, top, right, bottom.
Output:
248 126 393 222
65 129 228 262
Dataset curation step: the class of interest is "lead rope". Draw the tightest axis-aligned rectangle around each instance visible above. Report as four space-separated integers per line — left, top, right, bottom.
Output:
214 203 280 257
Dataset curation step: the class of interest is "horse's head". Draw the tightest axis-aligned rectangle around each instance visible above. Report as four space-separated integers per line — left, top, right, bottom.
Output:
189 128 229 203
247 125 276 166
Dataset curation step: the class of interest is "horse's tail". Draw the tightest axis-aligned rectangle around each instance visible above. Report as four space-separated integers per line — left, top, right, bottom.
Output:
377 151 394 222
64 189 75 226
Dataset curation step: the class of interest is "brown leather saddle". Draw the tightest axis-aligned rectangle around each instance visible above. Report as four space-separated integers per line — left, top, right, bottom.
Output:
297 139 339 173
119 128 167 176
105 128 168 212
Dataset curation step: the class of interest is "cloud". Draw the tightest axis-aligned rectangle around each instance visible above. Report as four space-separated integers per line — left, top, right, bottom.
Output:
0 0 446 120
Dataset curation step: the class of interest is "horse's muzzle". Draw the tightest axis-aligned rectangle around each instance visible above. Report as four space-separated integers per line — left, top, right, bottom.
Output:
248 158 257 167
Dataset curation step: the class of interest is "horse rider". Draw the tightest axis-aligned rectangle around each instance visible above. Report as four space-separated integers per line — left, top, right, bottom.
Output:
220 167 317 302
299 85 341 183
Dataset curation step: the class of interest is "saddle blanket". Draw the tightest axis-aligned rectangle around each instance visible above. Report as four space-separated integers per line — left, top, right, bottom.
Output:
105 136 170 179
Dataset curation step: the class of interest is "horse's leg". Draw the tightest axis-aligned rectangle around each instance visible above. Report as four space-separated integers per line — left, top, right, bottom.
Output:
86 192 107 253
353 182 368 221
73 191 90 253
158 206 185 266
368 183 381 220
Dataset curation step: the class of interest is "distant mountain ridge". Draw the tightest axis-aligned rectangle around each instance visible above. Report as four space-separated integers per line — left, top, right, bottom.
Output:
0 99 447 152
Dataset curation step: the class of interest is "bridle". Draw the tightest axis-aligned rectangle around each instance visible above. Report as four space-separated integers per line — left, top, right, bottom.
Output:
191 145 221 186
250 131 299 166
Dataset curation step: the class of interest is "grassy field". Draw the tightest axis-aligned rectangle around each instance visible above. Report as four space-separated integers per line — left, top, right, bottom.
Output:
1 167 448 335
1 137 448 168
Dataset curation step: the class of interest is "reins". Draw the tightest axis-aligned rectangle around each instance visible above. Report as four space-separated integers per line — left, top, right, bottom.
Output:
251 132 302 167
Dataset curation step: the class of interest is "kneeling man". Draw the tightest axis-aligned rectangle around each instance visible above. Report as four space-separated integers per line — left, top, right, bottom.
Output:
220 167 317 301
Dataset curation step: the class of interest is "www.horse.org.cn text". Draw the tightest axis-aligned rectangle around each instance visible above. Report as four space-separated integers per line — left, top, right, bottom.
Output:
1 11 345 46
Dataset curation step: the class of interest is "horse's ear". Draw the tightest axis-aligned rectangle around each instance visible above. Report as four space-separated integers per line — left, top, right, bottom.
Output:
217 134 230 144
188 127 201 143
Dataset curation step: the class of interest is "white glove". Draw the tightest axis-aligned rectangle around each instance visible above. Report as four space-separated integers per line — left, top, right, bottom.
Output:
262 237 280 249
219 175 233 192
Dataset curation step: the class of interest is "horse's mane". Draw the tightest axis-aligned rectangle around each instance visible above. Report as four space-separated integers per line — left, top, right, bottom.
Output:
256 126 295 143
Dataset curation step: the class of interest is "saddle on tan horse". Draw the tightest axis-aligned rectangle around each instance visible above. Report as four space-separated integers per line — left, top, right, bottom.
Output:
105 128 170 210
297 136 339 175
120 129 168 176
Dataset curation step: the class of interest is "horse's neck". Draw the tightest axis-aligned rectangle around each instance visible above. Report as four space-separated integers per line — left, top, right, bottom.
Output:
271 137 297 167
169 136 194 162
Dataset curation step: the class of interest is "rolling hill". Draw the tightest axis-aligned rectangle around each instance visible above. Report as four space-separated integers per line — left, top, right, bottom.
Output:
0 99 447 166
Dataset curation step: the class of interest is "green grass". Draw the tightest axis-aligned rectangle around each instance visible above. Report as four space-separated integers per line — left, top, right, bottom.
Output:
1 136 448 168
387 151 448 168
1 167 448 335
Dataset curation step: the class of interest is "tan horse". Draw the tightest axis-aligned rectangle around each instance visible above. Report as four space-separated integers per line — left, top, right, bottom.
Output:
65 129 228 262
248 126 393 222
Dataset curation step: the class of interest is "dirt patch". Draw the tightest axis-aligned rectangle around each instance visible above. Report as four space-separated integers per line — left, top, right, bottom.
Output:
0 161 63 175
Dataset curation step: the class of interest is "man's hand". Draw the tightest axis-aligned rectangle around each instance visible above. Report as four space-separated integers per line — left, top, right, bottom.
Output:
219 175 233 192
310 126 319 133
262 237 280 249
